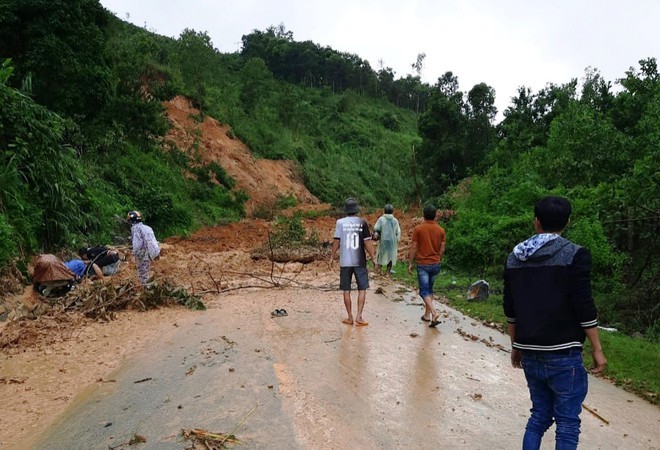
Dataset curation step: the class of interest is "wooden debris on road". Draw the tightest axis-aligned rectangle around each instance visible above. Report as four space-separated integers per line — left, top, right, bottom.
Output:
582 403 610 425
181 428 243 449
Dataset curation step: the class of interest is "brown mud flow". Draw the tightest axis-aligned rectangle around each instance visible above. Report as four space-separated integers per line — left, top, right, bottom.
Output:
20 278 660 450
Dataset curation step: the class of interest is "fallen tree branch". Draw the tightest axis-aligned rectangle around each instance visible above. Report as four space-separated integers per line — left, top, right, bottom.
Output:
267 231 280 287
207 271 222 293
193 279 337 296
193 284 279 295
582 403 609 424
189 253 337 294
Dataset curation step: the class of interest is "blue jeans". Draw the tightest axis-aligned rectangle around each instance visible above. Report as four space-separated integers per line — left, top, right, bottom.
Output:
521 349 588 450
416 263 440 298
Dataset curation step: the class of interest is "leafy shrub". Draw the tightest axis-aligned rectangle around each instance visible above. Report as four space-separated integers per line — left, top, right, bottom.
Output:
270 213 319 248
276 194 297 210
251 194 298 221
380 111 400 131
446 209 529 275
207 162 235 189
0 214 16 267
1 80 96 251
71 181 131 246
337 91 357 113
566 217 623 277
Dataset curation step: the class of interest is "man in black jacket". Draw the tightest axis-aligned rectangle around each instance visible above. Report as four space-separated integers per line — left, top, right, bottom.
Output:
504 196 607 450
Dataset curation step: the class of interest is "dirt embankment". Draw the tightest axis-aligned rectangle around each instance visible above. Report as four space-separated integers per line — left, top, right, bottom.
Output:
163 96 320 216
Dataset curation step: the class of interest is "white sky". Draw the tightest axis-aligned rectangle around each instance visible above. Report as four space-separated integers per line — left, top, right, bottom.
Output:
100 0 659 117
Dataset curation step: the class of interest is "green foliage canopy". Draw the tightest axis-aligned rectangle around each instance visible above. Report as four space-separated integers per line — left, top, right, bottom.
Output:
434 60 659 337
0 0 113 117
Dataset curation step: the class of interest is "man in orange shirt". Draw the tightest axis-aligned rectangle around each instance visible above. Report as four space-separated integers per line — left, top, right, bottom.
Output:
408 205 446 327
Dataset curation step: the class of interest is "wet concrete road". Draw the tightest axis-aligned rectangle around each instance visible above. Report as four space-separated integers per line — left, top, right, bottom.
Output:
29 279 660 449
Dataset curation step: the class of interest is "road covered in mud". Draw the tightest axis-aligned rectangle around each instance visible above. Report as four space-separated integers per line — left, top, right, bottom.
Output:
25 276 660 450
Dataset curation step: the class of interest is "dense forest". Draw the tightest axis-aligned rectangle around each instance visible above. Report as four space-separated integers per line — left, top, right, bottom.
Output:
0 0 658 339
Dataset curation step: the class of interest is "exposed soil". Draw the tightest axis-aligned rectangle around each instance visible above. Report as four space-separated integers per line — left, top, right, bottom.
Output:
163 96 320 216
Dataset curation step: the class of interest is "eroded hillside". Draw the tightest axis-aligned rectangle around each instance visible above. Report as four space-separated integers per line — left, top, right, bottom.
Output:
163 96 320 216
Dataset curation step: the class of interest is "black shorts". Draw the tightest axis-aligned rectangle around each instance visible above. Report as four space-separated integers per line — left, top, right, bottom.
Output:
339 266 369 291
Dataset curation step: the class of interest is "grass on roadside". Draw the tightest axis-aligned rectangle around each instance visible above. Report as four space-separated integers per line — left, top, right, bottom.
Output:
584 332 659 405
388 261 659 405
388 262 506 326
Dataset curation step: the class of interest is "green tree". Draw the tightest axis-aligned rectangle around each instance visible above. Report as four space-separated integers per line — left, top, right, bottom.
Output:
580 67 614 114
418 84 467 193
612 58 659 136
417 74 496 194
376 63 395 99
0 0 113 117
1 68 94 255
465 82 497 173
491 81 577 168
240 57 273 114
175 28 218 112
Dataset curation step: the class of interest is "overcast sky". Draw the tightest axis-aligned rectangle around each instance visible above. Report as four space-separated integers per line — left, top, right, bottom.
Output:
100 0 659 117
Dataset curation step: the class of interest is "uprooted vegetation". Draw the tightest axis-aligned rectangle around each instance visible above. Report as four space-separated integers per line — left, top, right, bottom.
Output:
181 428 243 449
0 278 204 350
251 212 329 264
59 278 205 321
180 403 257 449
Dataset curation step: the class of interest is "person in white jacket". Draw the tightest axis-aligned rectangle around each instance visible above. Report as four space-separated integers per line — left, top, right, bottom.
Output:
373 204 401 275
127 210 160 285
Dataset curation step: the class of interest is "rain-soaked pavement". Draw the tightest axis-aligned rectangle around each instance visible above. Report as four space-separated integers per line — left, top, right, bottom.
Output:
27 278 660 450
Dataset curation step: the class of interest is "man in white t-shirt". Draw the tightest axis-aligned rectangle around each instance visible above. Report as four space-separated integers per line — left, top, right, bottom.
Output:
330 198 376 326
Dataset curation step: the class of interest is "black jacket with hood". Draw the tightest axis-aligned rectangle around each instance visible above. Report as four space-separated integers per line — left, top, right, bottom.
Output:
503 236 598 352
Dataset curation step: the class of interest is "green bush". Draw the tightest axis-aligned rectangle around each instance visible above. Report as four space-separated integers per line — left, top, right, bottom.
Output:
276 194 298 210
0 214 16 267
446 209 529 275
270 212 319 248
1 79 97 251
207 162 235 189
565 217 624 277
380 111 400 131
